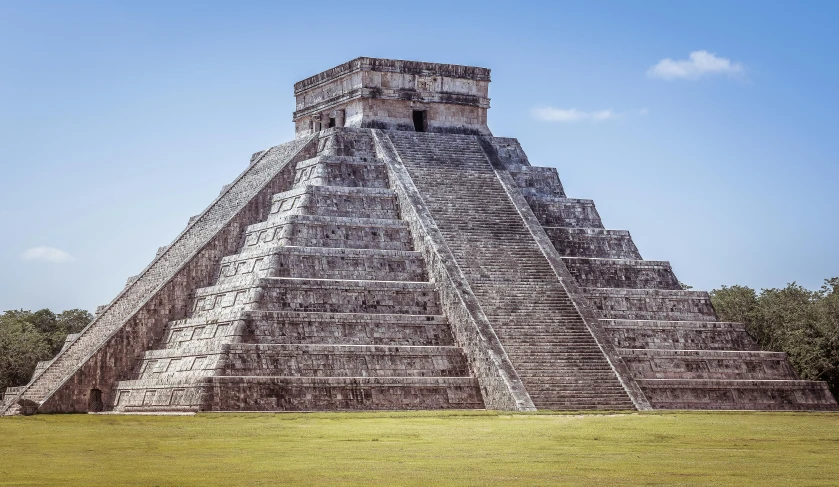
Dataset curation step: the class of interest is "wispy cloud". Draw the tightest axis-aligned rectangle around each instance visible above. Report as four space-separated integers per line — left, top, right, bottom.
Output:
20 246 75 263
647 50 744 80
531 107 616 123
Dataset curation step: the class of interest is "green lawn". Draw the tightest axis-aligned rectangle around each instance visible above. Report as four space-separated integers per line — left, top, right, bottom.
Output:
1 410 837 486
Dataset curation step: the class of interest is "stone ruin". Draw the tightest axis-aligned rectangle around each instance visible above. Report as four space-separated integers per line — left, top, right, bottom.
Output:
2 57 836 415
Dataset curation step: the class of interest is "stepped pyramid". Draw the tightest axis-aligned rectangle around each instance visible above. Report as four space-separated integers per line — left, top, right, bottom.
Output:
3 57 835 414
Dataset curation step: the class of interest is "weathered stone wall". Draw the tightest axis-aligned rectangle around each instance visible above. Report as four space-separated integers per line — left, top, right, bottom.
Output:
242 311 454 346
294 57 491 137
351 98 489 135
638 380 837 410
243 215 413 251
619 349 798 380
270 185 400 220
526 197 604 228
563 257 681 289
221 344 471 377
581 288 718 321
205 376 483 411
543 228 641 259
217 247 427 282
603 320 759 351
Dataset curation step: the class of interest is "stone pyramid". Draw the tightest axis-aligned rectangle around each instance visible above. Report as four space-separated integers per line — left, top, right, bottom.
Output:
3 57 835 414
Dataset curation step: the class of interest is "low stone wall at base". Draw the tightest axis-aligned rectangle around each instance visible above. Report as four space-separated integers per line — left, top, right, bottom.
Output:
205 376 484 411
638 379 838 410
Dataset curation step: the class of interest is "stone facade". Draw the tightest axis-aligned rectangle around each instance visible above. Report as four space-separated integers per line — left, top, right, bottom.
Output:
2 57 835 415
293 57 491 137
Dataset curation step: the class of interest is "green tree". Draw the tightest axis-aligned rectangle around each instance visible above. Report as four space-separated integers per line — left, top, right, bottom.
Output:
0 308 92 393
709 285 758 335
711 279 839 401
0 318 51 393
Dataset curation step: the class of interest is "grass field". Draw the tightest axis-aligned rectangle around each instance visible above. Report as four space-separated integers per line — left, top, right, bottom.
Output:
1 410 837 486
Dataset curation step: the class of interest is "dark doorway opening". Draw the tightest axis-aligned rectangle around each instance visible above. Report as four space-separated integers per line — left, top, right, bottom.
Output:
88 388 103 412
412 110 427 132
328 117 336 128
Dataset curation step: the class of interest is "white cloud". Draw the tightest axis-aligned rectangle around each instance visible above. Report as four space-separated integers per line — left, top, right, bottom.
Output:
647 50 744 80
20 246 75 263
531 107 617 123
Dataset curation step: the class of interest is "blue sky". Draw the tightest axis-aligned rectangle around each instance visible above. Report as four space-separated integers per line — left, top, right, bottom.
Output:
1 0 837 312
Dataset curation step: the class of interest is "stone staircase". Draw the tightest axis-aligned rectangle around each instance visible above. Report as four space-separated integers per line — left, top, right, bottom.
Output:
111 129 483 412
387 131 635 410
488 137 838 410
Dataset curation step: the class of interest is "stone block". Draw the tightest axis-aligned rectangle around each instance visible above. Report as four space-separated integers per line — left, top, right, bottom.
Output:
525 196 604 228
638 379 837 411
216 246 426 283
242 311 454 346
205 376 484 411
602 320 758 351
563 257 681 290
543 227 642 259
619 349 797 380
243 215 413 251
582 288 717 321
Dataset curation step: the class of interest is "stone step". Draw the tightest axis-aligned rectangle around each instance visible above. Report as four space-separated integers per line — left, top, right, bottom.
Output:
543 227 642 259
60 333 81 353
521 379 626 387
223 344 470 378
507 165 566 198
293 156 389 189
499 341 602 348
618 348 798 380
269 185 398 220
637 379 838 410
160 311 454 349
136 352 220 381
209 376 485 412
527 389 632 397
112 378 209 413
563 257 681 290
534 405 634 411
582 288 717 321
190 277 442 317
524 195 604 229
1 386 26 409
216 246 426 283
161 314 246 349
241 311 454 346
531 396 634 401
601 319 759 351
507 350 614 356
243 214 412 251
113 376 484 412
137 343 472 380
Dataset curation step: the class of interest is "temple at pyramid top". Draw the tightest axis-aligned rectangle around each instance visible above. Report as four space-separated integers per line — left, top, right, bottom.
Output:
293 57 492 137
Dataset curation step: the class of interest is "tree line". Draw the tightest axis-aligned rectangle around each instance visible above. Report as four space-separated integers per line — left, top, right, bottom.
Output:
0 309 92 393
1 278 837 401
710 278 839 401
